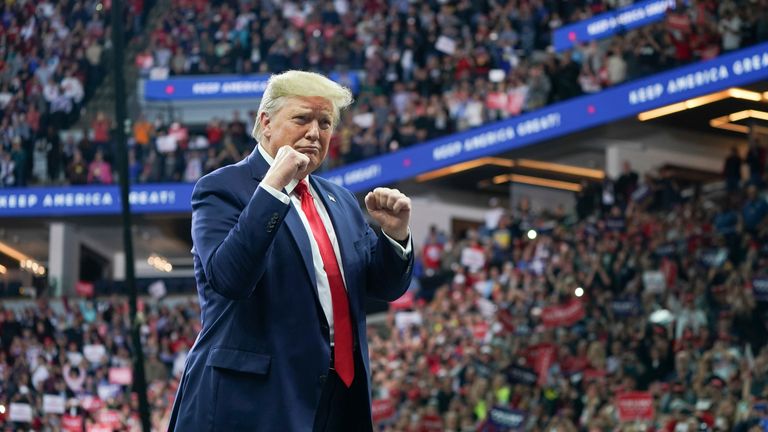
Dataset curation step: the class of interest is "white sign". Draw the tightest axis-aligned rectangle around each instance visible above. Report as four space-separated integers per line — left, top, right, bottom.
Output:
43 394 66 414
461 247 486 273
9 403 33 422
643 270 666 293
83 344 107 364
435 36 456 55
394 311 422 330
148 280 167 299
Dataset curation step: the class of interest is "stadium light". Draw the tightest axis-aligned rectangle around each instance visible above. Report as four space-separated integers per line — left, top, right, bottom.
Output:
0 241 33 263
148 255 173 273
415 157 514 182
710 110 768 134
637 88 767 122
492 173 582 192
418 158 605 184
515 159 605 179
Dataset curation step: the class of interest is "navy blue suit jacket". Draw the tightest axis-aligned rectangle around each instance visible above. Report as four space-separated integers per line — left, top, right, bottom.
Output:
168 149 413 431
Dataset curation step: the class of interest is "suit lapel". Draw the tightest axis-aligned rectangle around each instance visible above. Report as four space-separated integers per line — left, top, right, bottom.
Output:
282 208 318 289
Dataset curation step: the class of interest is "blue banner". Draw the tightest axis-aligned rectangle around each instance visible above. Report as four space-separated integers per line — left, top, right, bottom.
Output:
553 0 678 52
320 42 768 192
0 183 193 217
144 72 360 101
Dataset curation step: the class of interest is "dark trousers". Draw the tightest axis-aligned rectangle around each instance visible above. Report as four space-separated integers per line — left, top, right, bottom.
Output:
313 347 372 432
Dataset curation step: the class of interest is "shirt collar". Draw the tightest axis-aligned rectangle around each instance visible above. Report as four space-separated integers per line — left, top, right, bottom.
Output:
257 144 300 195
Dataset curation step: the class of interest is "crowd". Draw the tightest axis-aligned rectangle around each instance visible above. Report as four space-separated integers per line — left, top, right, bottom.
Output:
0 0 151 188
368 162 768 430
0 296 198 430
3 0 768 187
1 157 767 431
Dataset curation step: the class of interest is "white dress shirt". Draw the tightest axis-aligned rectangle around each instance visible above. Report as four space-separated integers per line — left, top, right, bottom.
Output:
257 146 411 339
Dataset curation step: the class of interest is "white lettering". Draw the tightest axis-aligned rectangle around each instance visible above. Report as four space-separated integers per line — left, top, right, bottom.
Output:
587 17 616 36
432 141 462 161
628 83 665 105
344 165 382 185
665 66 728 94
462 127 515 152
221 81 269 94
191 82 221 95
516 113 561 137
733 52 768 75
616 8 646 26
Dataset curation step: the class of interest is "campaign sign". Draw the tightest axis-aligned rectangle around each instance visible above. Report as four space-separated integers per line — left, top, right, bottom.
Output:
43 394 66 414
616 392 655 421
9 403 33 422
488 407 526 431
506 365 538 386
541 300 585 328
109 367 133 385
371 399 396 424
611 298 641 317
753 277 768 302
62 415 84 432
75 281 95 298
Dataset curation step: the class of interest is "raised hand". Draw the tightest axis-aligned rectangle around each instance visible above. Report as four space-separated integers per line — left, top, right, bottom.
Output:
262 146 311 190
364 188 411 241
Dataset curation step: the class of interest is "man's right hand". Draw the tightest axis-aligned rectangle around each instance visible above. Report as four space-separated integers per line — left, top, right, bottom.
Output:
262 146 310 191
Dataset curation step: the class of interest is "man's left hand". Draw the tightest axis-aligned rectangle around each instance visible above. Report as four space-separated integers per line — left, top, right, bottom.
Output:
364 188 411 241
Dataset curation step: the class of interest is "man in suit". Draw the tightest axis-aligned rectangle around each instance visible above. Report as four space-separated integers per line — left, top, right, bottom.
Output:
168 70 414 431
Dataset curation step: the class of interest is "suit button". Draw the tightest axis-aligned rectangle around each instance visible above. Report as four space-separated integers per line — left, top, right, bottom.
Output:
319 374 327 385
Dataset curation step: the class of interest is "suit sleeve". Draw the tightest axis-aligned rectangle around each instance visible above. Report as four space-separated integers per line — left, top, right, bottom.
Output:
361 220 414 303
191 174 289 299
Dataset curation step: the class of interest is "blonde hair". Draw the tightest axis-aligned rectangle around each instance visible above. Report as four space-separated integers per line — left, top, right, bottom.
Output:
251 70 354 142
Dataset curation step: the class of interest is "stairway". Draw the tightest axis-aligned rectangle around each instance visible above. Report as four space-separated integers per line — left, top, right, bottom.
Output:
75 0 171 131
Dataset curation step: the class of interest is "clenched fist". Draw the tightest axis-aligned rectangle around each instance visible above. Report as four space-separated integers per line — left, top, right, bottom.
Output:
262 146 311 190
364 188 411 241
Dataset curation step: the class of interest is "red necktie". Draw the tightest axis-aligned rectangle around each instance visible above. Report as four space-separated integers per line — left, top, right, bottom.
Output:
295 180 354 387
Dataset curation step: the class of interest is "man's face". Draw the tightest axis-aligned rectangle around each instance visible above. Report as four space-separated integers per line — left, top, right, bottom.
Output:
260 96 334 176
